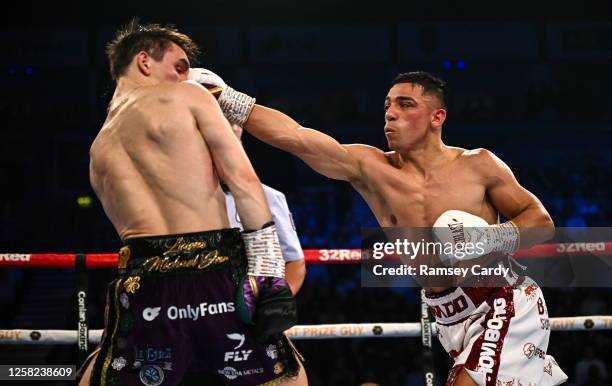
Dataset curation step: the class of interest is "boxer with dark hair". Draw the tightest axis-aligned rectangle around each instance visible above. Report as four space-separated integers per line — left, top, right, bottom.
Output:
78 21 306 386
190 68 567 386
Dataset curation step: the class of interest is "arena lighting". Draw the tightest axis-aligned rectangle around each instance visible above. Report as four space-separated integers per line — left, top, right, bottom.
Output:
76 196 92 208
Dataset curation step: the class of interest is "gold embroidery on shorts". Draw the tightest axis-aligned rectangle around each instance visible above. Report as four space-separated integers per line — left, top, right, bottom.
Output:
249 275 259 298
101 281 121 386
164 237 208 252
273 362 284 374
123 276 141 294
259 375 287 386
142 250 228 273
118 246 130 273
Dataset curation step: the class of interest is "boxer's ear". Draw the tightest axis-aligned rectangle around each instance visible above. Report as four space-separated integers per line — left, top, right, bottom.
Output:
136 51 152 76
431 108 446 130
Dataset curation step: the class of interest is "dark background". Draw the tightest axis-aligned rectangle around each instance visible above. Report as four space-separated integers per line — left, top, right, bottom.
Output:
1 1 611 385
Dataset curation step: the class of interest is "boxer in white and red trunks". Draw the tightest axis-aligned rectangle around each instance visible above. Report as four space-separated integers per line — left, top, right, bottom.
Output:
423 210 567 386
189 68 569 386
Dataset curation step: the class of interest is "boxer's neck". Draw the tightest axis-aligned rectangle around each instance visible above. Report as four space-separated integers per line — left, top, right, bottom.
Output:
113 76 149 100
400 137 449 174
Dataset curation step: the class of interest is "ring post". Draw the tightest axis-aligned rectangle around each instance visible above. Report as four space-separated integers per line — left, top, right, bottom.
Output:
421 290 436 386
75 254 89 366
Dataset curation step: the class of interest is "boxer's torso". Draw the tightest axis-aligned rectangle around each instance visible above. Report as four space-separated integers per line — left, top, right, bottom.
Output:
90 85 229 240
351 146 500 291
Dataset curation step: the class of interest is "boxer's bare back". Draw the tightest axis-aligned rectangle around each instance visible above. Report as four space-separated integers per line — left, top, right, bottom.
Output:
91 84 226 240
90 43 271 240
82 41 304 386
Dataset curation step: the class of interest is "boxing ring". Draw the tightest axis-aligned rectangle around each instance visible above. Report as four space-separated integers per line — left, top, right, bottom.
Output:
1 243 611 383
2 317 610 344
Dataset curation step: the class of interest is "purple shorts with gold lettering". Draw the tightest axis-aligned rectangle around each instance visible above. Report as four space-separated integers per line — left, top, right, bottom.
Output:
83 229 300 386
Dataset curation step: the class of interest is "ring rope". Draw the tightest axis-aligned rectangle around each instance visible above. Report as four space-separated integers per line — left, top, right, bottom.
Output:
1 241 611 268
1 316 610 345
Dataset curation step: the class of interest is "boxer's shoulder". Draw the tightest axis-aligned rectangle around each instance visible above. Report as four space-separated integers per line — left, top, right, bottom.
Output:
457 147 498 161
139 81 216 106
342 144 388 170
346 143 384 157
119 83 188 107
456 147 503 173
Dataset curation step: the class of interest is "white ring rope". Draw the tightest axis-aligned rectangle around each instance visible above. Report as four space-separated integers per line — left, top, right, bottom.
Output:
1 316 610 345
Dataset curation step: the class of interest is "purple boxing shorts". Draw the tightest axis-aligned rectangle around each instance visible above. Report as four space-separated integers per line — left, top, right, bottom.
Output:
82 229 301 386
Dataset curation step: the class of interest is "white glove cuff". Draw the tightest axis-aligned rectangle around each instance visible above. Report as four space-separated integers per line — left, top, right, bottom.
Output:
218 86 256 126
491 221 520 254
241 224 285 278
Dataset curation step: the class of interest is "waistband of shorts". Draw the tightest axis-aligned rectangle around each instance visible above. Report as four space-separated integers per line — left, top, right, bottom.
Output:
423 254 521 297
117 228 245 277
423 275 527 307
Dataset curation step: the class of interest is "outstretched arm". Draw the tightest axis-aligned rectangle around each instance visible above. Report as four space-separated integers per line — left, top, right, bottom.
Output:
245 104 363 182
187 67 366 183
181 81 272 230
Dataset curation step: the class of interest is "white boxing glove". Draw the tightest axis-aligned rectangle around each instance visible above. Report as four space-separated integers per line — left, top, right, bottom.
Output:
188 67 255 126
188 68 226 97
432 210 520 265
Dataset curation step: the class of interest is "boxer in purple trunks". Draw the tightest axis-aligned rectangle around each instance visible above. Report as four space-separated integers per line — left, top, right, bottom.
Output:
78 20 307 386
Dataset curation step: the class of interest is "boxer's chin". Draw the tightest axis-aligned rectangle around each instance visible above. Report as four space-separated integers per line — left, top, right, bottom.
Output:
386 138 398 150
387 139 407 153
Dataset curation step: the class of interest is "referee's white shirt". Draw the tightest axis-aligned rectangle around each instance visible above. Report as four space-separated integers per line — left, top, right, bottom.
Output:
224 185 304 262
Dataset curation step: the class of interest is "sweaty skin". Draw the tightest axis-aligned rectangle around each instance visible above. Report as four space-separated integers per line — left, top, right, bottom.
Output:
83 43 307 386
90 44 271 240
242 82 553 386
242 82 554 292
91 84 227 239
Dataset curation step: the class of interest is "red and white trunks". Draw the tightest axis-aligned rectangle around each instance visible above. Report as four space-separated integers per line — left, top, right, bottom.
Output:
423 277 568 386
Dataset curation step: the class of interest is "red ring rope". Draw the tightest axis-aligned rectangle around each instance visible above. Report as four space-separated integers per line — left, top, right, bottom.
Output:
0 241 610 268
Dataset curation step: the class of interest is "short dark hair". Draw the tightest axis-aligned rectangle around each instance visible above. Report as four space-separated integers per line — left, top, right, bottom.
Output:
391 71 448 109
106 19 200 81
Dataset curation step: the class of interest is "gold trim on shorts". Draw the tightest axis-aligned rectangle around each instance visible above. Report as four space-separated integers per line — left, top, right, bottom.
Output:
100 280 122 386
